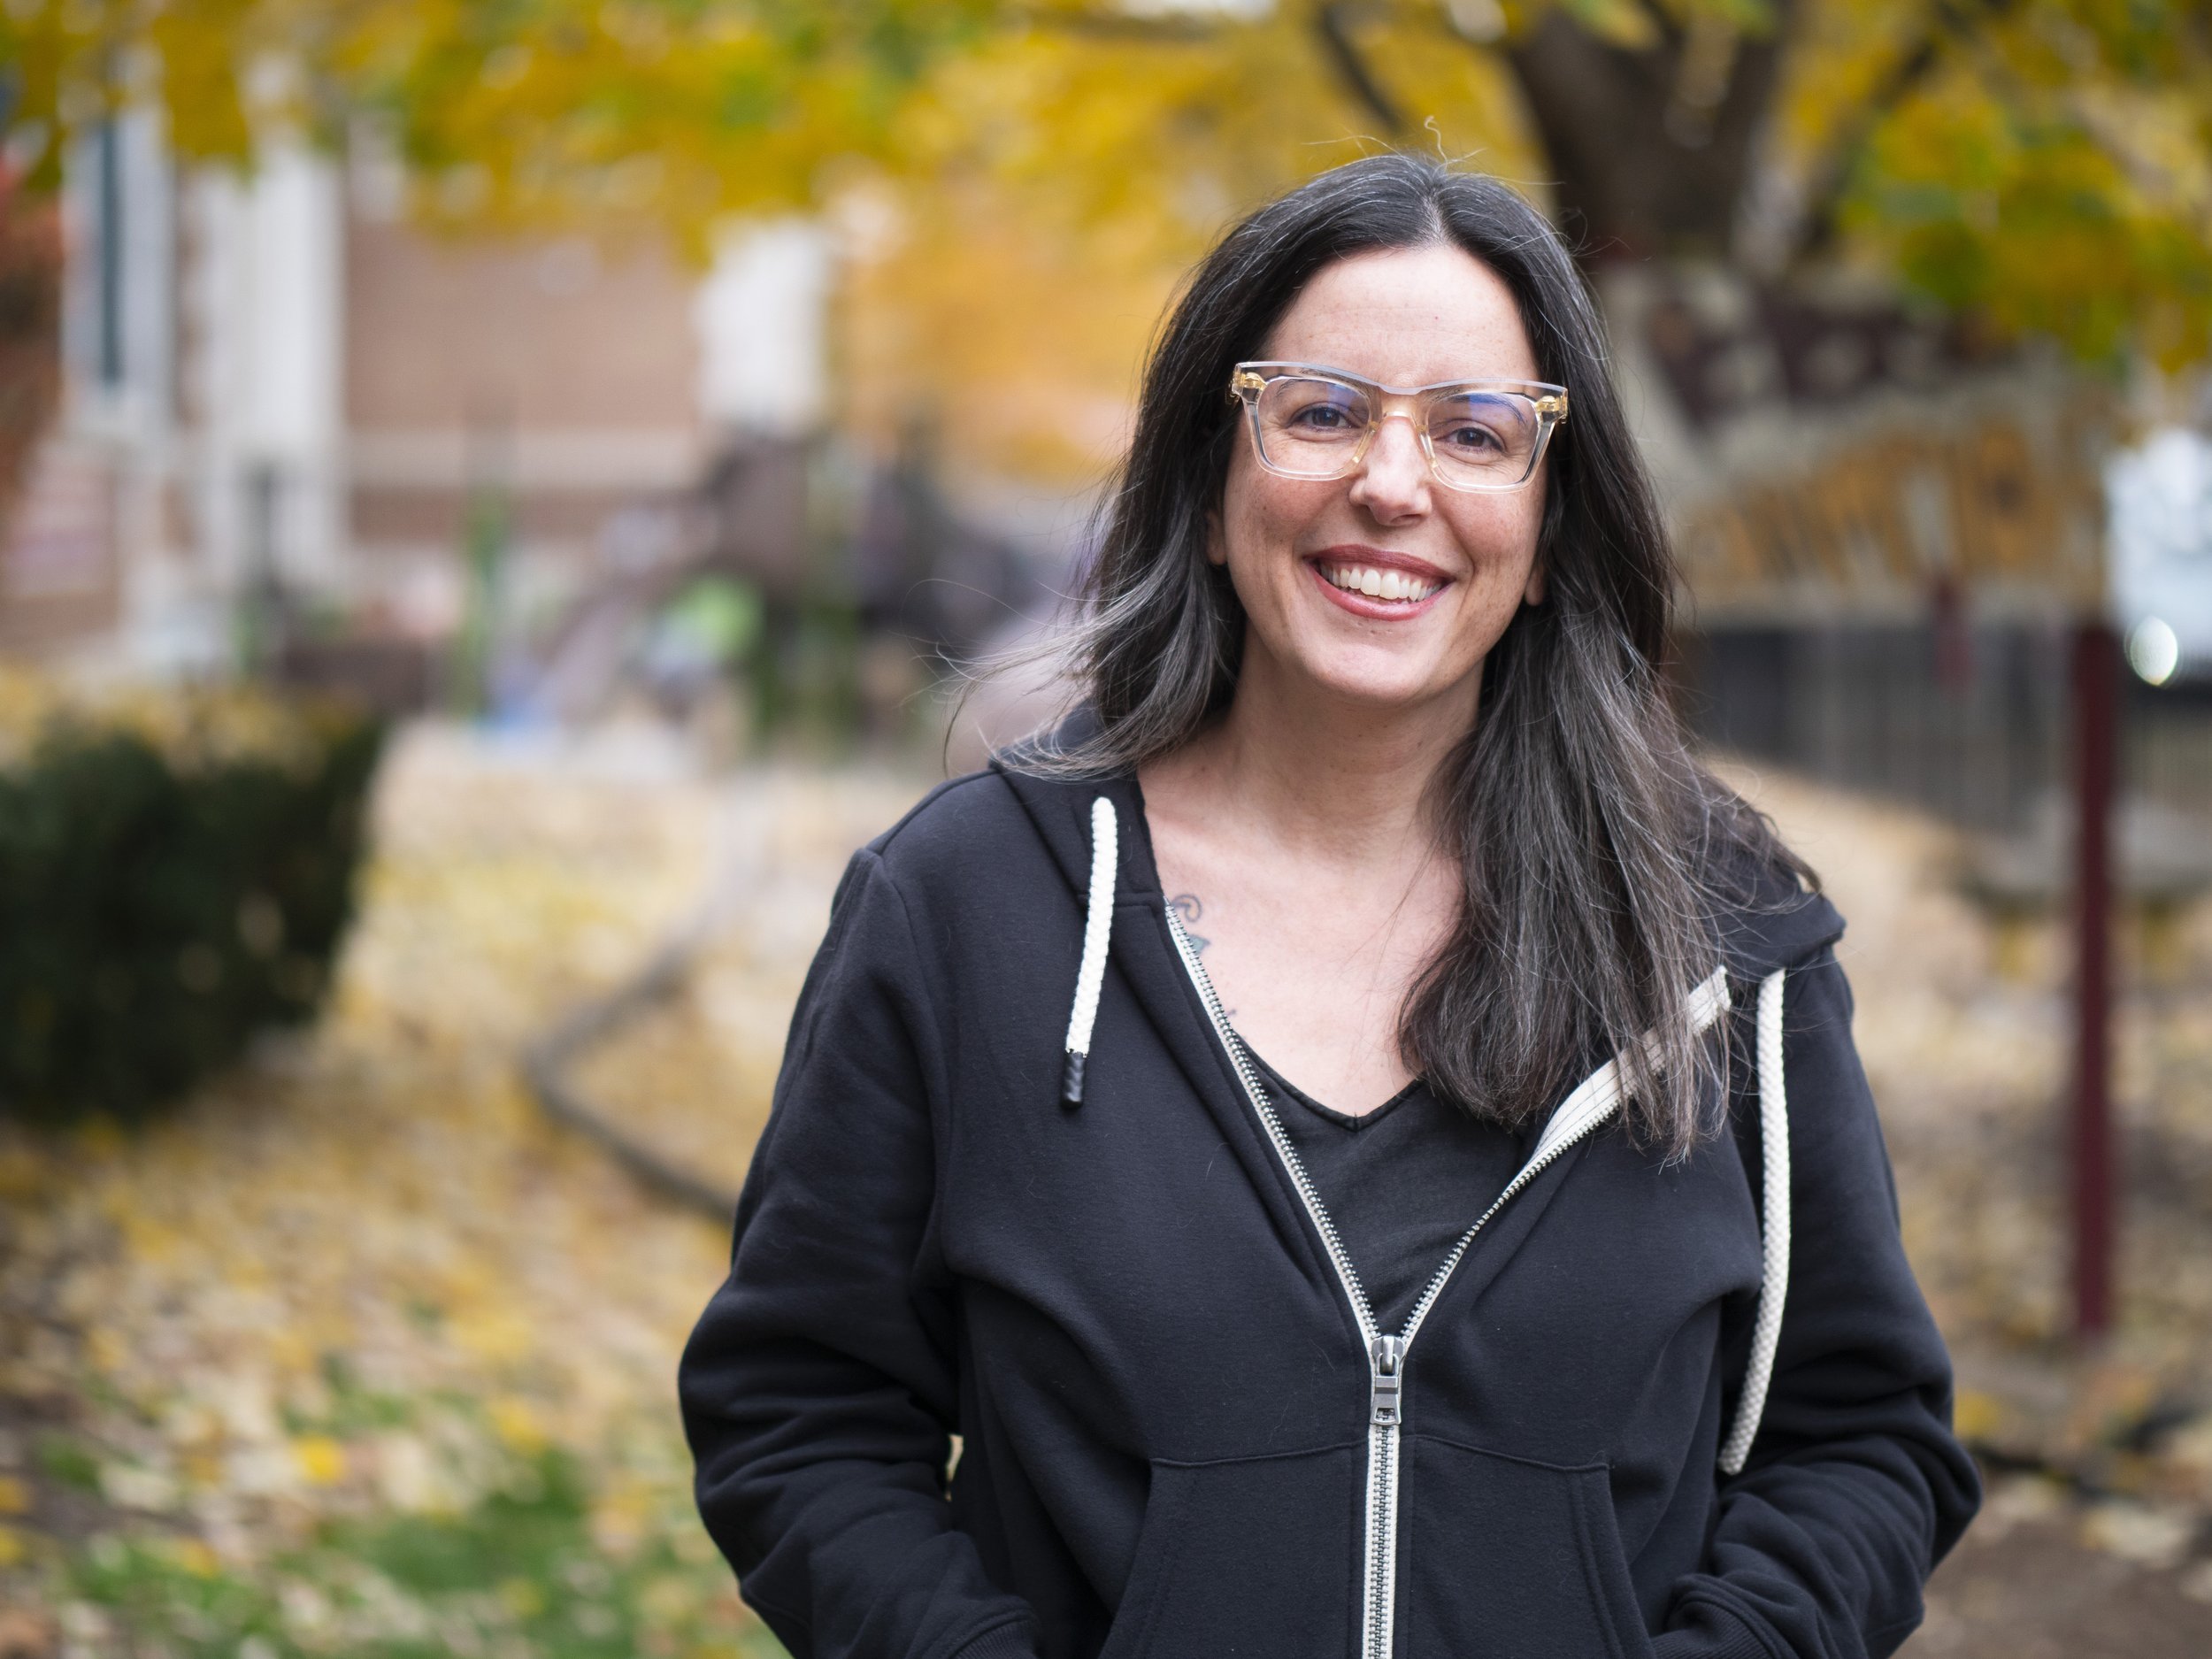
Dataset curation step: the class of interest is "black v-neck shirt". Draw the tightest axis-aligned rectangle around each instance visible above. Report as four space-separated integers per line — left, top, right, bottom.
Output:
1241 1047 1533 1334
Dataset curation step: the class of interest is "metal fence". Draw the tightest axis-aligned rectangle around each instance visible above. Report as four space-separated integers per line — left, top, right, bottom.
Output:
1676 623 2212 836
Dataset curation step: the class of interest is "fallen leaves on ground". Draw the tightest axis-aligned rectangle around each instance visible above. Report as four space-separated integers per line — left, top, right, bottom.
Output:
0 723 926 1656
0 732 2206 1655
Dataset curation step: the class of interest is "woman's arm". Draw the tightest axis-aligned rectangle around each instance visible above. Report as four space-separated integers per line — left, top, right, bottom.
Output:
679 849 1041 1659
1657 949 1981 1659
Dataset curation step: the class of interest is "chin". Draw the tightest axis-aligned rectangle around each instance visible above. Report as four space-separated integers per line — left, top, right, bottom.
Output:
1301 649 1473 712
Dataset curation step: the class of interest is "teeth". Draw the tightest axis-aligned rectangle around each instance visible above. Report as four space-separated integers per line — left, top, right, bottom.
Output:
1320 562 1435 603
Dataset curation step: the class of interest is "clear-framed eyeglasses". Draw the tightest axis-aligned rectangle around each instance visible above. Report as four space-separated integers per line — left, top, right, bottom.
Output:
1227 361 1569 492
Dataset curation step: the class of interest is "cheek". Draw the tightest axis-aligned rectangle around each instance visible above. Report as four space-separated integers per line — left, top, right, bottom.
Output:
1218 461 1319 578
1447 494 1544 587
1210 451 1254 567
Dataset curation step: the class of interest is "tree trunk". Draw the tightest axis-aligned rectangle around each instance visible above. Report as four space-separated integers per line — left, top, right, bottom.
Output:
1502 4 1795 263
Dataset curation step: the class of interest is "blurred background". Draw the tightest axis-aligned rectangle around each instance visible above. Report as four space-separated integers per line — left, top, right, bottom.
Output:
0 2 2207 1655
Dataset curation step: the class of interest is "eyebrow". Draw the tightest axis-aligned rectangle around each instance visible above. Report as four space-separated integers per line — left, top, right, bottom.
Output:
1250 360 1559 395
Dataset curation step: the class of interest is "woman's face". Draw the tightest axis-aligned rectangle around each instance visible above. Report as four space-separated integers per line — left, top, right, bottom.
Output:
1211 242 1549 718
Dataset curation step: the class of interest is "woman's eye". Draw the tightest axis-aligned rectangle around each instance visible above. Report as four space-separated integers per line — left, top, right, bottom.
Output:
1291 404 1354 430
1440 423 1503 452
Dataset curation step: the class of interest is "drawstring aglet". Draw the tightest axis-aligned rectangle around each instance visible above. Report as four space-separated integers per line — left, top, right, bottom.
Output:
1060 1050 1087 1110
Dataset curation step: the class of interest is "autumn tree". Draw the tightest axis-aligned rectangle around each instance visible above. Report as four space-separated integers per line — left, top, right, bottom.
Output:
2 0 2208 481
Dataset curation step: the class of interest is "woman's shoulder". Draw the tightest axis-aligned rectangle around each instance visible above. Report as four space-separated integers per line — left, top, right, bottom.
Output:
862 768 1033 877
857 756 1107 907
1692 771 1846 981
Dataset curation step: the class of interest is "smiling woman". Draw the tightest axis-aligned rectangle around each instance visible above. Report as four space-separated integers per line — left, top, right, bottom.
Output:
680 155 1979 1659
1028 163 1758 1140
1152 242 1560 1110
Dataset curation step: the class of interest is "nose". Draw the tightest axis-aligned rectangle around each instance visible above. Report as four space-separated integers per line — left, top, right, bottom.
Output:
1348 411 1430 522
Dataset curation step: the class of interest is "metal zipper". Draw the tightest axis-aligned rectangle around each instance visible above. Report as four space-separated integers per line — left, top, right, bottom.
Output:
1164 903 1626 1659
1164 906 1379 1347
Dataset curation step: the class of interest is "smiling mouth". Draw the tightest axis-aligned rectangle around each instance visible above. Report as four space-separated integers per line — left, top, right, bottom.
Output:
1313 557 1444 605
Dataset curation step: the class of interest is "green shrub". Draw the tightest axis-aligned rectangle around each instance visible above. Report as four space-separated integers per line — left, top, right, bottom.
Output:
0 677 384 1123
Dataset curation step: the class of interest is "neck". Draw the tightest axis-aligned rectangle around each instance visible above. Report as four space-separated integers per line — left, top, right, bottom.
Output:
1173 649 1479 865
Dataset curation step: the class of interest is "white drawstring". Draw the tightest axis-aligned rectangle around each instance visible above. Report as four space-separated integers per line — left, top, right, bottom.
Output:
1529 968 1732 1163
1061 796 1118 1107
1720 968 1791 1477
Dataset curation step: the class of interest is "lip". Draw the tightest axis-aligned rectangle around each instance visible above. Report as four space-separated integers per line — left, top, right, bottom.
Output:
1302 546 1455 621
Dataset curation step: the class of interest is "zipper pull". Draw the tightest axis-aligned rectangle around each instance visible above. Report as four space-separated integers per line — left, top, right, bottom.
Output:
1369 1333 1405 1426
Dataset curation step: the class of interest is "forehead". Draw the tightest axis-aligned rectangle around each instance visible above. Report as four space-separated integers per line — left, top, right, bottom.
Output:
1258 243 1540 387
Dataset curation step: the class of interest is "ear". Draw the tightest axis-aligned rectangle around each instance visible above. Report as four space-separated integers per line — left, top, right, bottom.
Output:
1204 505 1228 567
1522 561 1547 606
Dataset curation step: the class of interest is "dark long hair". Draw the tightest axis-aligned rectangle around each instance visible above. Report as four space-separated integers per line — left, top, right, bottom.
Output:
1010 154 1805 1153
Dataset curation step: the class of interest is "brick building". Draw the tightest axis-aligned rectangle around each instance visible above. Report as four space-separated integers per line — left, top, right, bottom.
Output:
0 114 826 677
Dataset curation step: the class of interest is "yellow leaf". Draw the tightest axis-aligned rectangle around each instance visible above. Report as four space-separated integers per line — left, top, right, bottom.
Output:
168 1537 223 1577
85 1326 126 1374
291 1435 349 1487
499 1576 547 1618
0 1147 44 1202
450 1308 535 1364
489 1395 548 1455
1952 1387 2004 1441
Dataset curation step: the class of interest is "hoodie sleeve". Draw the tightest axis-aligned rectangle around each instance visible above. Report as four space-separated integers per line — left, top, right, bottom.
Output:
1655 949 1981 1659
678 849 1042 1659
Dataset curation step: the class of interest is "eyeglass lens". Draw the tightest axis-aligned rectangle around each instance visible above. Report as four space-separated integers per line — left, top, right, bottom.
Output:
1253 375 1542 485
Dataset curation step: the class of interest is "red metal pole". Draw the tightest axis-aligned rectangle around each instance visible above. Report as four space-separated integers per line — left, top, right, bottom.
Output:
2070 619 2118 1341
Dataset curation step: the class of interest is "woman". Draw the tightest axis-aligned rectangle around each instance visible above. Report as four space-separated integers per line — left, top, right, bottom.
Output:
680 155 1978 1659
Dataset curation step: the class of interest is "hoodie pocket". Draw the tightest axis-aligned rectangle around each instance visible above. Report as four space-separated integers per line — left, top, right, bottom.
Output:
1400 1436 1654 1659
1100 1443 1358 1659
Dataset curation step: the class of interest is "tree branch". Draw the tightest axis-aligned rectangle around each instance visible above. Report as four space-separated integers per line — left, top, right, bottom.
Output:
1492 4 1793 257
1314 2 1405 135
1632 0 1686 50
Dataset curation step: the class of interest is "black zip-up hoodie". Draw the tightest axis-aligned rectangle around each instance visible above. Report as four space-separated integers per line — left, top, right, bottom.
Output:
679 758 1979 1659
